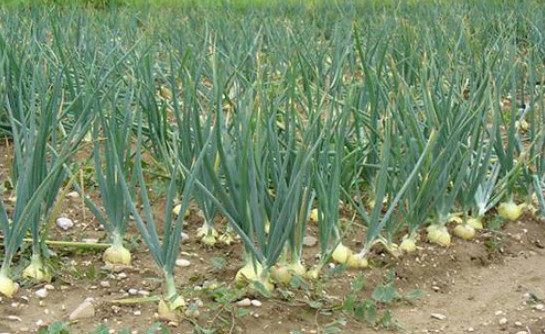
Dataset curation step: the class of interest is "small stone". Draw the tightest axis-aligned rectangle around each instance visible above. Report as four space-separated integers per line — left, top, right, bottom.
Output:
66 191 80 199
515 321 523 327
535 304 545 311
467 328 474 332
498 318 508 325
82 238 99 244
516 332 528 334
69 299 95 320
303 236 318 247
134 310 141 316
36 319 44 326
251 300 262 307
175 259 191 267
7 315 22 321
35 288 48 299
128 289 138 295
495 310 503 316
99 281 111 288
236 298 252 307
138 290 150 297
44 284 54 290
180 232 190 242
431 313 447 320
432 286 440 291
117 273 128 280
20 327 29 332
56 217 74 230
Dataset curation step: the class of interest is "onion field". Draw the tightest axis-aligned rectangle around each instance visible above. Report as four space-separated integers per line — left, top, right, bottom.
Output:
0 1 545 333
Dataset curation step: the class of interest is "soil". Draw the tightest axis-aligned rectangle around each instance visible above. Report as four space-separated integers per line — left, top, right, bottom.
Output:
1 143 545 334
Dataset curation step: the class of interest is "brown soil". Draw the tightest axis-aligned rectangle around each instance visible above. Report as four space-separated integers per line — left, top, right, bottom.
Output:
1 144 545 334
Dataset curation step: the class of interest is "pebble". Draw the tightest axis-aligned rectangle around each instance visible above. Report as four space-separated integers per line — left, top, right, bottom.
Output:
66 191 80 199
128 289 138 296
134 310 141 316
495 310 503 316
251 300 262 307
82 238 99 244
498 318 508 325
117 273 128 280
7 315 22 321
431 313 447 320
138 290 150 297
516 332 528 334
236 298 252 307
69 298 95 321
467 328 474 332
44 285 54 290
180 232 190 242
35 288 48 299
303 236 318 247
515 321 523 327
535 304 545 311
175 259 191 267
99 281 111 288
56 217 74 230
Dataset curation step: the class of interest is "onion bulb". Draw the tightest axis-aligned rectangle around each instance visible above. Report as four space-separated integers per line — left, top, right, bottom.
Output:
309 208 319 222
172 204 189 218
287 260 306 276
331 243 353 264
453 223 475 241
0 273 18 298
271 264 291 285
304 266 320 280
22 254 52 282
103 243 131 265
346 253 368 268
158 298 182 322
196 223 218 246
498 200 524 221
426 225 451 247
399 234 417 253
235 260 274 292
218 233 234 245
466 217 483 230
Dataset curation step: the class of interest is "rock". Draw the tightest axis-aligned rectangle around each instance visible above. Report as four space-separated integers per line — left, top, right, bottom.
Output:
175 259 191 267
128 288 138 295
138 290 150 297
44 285 54 290
251 300 262 307
515 321 523 327
535 304 544 311
35 288 48 299
66 191 80 199
515 331 528 334
467 328 474 332
99 281 111 288
236 298 252 307
56 217 74 230
180 232 190 242
431 313 447 320
498 318 508 325
7 315 22 321
495 310 503 316
69 298 95 321
303 236 318 247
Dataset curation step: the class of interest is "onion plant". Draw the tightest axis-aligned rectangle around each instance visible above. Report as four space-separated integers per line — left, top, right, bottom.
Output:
0 55 93 296
115 111 206 319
